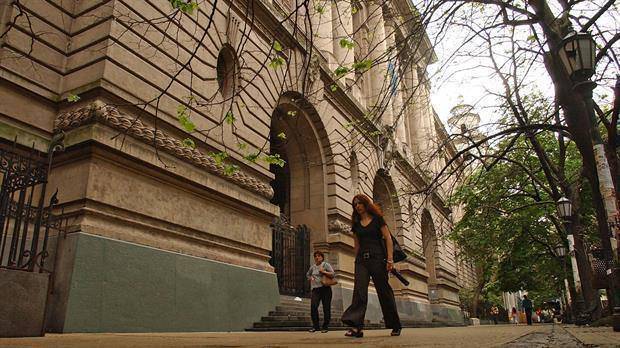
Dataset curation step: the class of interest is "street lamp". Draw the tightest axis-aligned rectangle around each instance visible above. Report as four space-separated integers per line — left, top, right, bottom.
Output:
558 31 596 84
556 197 572 219
559 31 620 331
554 243 572 322
556 197 585 314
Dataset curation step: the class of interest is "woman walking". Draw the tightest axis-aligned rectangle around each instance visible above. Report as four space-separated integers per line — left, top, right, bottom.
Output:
306 251 334 332
341 194 402 337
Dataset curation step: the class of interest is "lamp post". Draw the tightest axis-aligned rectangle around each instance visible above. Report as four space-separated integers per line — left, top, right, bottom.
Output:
556 197 585 315
558 30 620 331
554 243 572 322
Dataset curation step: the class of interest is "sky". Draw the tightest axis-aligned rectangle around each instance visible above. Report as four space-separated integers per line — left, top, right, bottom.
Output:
426 1 619 134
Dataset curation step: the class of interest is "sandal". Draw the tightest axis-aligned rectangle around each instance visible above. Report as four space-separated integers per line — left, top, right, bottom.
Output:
344 328 364 338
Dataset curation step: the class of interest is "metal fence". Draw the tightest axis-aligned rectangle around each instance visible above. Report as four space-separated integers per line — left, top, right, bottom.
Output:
271 216 310 297
0 135 64 273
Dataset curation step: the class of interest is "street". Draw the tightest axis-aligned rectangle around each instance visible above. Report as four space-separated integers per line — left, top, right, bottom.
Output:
1 324 617 347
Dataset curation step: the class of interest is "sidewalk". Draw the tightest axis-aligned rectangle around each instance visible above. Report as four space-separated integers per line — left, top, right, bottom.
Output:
0 325 544 348
563 326 620 347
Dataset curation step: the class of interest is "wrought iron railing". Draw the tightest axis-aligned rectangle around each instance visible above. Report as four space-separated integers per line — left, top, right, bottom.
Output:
271 216 310 297
0 134 64 273
590 247 613 290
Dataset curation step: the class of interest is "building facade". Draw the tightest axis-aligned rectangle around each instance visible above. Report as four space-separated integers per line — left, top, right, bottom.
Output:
0 0 474 332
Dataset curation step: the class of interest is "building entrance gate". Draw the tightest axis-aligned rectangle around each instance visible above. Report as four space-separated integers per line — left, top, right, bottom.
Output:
0 135 65 337
270 217 310 297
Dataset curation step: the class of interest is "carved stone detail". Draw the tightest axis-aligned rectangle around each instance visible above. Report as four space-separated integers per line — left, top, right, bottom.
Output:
328 216 351 234
305 54 322 105
225 10 241 48
54 102 274 199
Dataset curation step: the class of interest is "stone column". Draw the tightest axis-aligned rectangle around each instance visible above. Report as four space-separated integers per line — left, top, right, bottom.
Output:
409 67 426 155
366 0 393 127
332 0 353 71
311 0 334 68
385 18 407 147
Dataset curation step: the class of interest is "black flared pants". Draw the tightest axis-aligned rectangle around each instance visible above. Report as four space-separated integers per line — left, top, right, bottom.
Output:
341 258 401 329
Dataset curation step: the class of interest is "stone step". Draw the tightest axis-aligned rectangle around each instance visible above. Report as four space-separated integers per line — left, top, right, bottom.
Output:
259 316 372 324
266 312 343 319
274 304 340 312
246 326 350 332
269 309 343 316
252 321 383 329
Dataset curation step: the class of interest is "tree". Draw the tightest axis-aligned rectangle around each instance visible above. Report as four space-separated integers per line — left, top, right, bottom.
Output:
406 0 619 314
448 97 601 318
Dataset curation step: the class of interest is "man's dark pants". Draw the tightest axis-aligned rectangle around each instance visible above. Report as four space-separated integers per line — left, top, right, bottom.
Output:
526 310 533 325
311 286 332 330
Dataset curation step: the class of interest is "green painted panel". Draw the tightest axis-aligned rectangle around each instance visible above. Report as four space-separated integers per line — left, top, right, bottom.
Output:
63 233 279 332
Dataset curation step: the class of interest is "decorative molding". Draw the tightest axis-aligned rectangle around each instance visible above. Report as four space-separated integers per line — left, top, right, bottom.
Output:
225 10 241 48
328 215 351 234
54 102 274 199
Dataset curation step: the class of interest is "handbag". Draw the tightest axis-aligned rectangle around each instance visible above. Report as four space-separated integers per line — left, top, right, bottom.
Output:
320 262 338 286
381 226 407 263
390 233 407 263
321 274 338 286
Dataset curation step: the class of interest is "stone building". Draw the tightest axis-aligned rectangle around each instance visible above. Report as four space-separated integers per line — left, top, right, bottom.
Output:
0 0 474 332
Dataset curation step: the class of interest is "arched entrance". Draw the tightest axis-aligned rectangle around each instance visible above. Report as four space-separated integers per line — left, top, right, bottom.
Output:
372 171 401 235
269 92 328 297
421 209 439 302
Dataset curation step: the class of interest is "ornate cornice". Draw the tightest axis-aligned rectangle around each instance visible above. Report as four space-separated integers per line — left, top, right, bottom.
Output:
54 102 274 199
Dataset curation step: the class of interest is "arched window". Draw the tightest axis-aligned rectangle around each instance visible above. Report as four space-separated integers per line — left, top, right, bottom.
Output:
216 45 238 104
350 152 359 193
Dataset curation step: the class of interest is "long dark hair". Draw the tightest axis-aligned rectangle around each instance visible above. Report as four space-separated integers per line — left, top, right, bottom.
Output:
351 194 383 226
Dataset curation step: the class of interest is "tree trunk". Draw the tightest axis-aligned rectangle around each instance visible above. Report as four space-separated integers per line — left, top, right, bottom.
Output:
472 264 485 318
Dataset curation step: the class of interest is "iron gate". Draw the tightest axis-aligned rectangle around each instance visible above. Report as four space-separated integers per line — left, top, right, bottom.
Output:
0 135 64 273
271 217 310 297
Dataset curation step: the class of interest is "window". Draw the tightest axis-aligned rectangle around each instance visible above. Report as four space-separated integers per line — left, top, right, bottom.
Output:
216 45 238 101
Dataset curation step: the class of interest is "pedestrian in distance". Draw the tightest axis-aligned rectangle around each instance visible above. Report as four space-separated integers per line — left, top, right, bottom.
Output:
522 295 533 325
306 251 335 333
341 194 402 338
490 305 499 324
511 307 518 324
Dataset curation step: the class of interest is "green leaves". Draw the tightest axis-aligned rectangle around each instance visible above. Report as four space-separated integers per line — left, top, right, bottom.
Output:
244 152 260 163
263 153 285 167
351 6 358 14
224 110 236 125
286 110 297 117
182 138 196 149
314 5 325 14
223 164 239 176
277 132 286 140
67 93 80 102
177 104 196 132
339 38 355 49
169 0 198 14
330 84 338 92
269 56 285 69
334 66 350 77
353 59 372 72
273 40 283 52
209 151 228 165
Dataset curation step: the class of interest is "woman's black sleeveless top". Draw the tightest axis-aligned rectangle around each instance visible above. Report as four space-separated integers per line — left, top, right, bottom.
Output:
352 215 386 259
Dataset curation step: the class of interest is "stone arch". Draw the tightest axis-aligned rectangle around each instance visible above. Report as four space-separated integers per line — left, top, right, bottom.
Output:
269 92 332 244
421 209 439 289
371 170 402 235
